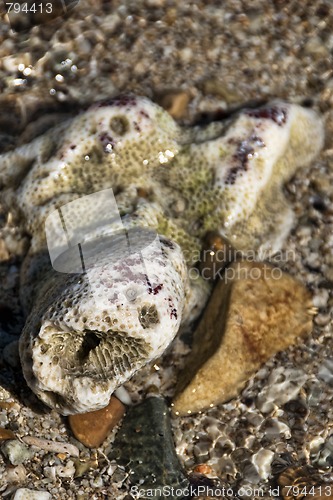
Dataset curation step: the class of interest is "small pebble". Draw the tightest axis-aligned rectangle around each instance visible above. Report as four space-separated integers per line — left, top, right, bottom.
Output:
252 449 274 480
256 368 308 414
12 489 52 500
68 396 126 448
312 289 329 309
4 464 26 483
317 360 333 386
314 313 331 326
73 456 99 478
313 436 333 468
193 463 214 475
159 91 191 119
55 460 76 478
1 439 35 465
0 401 17 410
113 386 132 406
0 427 16 441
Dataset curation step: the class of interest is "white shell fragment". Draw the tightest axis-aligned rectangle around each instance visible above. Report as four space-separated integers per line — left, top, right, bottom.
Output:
22 436 80 457
0 96 324 414
12 489 52 500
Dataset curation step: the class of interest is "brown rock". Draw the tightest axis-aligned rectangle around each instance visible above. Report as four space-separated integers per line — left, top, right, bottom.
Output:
0 401 17 410
173 260 314 416
193 464 214 475
68 396 126 448
0 428 16 441
159 91 191 119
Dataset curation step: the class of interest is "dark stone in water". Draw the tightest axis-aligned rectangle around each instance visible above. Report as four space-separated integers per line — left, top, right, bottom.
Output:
110 396 190 499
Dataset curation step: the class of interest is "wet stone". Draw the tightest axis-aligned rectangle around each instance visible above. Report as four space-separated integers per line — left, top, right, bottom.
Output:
4 463 27 484
158 91 191 120
68 396 126 448
192 463 214 475
317 359 333 386
313 436 333 468
111 396 190 499
0 427 16 441
173 260 314 415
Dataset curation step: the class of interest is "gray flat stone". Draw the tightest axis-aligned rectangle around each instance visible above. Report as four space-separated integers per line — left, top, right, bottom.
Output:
111 396 190 499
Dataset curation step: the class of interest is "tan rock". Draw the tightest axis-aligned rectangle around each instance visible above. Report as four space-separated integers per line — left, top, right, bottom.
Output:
0 239 9 262
0 427 16 441
68 396 126 448
0 401 17 410
159 91 191 119
173 260 314 416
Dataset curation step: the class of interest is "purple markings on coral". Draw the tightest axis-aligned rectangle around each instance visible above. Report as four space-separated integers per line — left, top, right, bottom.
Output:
245 105 288 126
225 135 265 185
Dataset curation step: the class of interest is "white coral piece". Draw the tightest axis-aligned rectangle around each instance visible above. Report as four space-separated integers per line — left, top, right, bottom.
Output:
0 96 324 414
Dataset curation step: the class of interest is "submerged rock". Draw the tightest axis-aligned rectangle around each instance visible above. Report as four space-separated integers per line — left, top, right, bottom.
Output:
313 435 333 468
68 396 126 448
111 396 190 499
173 260 314 416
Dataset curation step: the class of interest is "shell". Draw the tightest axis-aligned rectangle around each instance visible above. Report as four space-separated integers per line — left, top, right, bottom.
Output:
0 96 324 414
